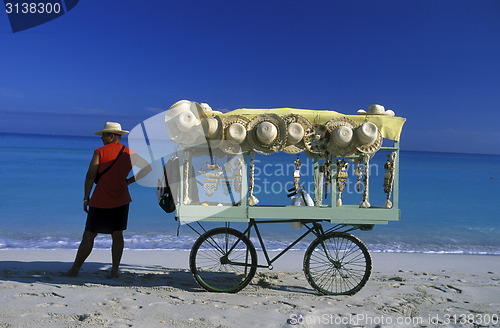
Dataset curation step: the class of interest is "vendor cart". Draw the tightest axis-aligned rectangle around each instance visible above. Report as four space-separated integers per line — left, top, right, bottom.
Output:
163 102 405 295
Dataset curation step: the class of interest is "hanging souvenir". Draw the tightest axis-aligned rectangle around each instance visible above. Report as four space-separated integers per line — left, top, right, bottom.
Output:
247 153 259 205
324 155 332 200
221 160 233 196
315 165 324 206
359 154 371 208
383 152 397 208
183 150 192 204
199 159 223 197
336 159 349 206
233 157 243 193
354 161 362 193
293 156 301 191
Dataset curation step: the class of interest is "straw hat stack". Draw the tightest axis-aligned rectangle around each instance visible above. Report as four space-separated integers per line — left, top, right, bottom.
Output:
164 101 389 157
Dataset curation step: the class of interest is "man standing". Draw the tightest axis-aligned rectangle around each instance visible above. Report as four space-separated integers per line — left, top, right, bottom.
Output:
67 122 152 278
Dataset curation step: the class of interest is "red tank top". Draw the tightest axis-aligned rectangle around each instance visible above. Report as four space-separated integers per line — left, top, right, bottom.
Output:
89 143 134 208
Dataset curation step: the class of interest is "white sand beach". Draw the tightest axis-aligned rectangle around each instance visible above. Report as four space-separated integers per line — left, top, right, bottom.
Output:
0 249 498 328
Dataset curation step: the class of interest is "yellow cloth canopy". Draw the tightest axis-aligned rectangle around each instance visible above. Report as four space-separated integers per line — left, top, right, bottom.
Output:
221 107 406 141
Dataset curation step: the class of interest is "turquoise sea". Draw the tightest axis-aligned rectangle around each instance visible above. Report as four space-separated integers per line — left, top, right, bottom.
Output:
0 133 499 255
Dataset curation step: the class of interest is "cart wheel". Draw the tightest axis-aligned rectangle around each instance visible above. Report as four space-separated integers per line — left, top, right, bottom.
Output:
303 232 371 295
190 227 257 293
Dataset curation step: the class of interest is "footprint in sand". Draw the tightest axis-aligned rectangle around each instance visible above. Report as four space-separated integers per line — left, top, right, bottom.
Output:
430 284 462 294
67 314 91 322
16 292 65 298
36 302 67 308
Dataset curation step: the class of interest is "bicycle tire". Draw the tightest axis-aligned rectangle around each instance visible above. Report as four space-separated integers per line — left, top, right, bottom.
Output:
189 227 257 293
303 232 372 295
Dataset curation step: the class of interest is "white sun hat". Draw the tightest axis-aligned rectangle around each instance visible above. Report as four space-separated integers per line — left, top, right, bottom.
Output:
228 122 247 143
331 126 353 146
199 102 213 117
257 122 277 144
201 116 222 139
357 104 395 117
176 111 198 132
355 122 383 154
220 115 251 154
325 117 357 156
246 114 286 155
201 115 223 148
283 114 311 154
94 122 129 135
164 100 205 145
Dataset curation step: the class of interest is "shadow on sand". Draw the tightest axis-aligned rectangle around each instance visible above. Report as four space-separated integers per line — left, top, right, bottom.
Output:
0 260 201 291
0 260 318 295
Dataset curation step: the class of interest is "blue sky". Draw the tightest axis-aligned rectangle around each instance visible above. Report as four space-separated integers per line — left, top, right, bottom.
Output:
1 0 499 154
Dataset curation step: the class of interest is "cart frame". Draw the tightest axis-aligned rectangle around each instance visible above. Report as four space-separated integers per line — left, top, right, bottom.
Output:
175 140 401 295
177 141 400 225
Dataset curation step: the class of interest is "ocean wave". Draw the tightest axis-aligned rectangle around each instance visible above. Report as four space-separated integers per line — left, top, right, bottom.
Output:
1 235 499 255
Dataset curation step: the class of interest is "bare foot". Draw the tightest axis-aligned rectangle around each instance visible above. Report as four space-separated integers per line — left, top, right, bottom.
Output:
65 267 80 277
109 268 119 279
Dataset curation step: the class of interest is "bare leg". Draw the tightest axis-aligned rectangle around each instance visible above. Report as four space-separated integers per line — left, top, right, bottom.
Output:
110 230 124 278
66 230 98 276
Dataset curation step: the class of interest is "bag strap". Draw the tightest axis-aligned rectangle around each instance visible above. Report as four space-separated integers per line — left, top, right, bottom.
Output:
162 160 170 191
97 145 126 178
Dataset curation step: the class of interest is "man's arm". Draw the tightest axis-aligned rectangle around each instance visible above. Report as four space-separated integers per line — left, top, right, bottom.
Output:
126 153 152 184
83 151 99 212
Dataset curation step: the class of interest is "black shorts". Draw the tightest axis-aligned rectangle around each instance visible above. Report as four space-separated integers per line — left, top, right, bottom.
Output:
85 204 129 234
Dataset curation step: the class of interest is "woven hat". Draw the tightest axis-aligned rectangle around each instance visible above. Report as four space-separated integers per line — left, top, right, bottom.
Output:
198 102 213 118
304 124 330 154
165 100 204 144
325 117 357 156
282 114 311 154
246 114 286 155
176 111 198 132
165 100 201 123
220 115 251 154
94 122 129 135
355 122 383 154
201 115 223 149
357 104 395 117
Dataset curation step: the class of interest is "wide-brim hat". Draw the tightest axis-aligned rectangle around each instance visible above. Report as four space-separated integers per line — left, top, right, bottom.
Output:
165 100 200 122
246 114 287 155
325 117 357 157
282 114 311 154
198 103 213 118
94 122 129 136
220 115 251 155
355 122 383 154
303 124 330 154
201 115 223 149
357 104 395 117
165 100 205 145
